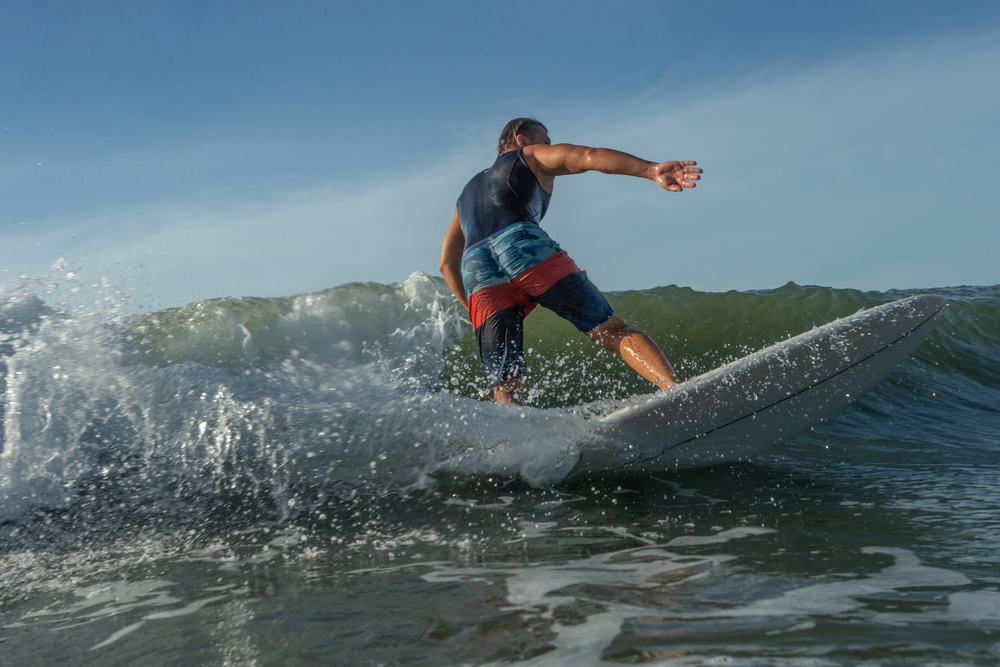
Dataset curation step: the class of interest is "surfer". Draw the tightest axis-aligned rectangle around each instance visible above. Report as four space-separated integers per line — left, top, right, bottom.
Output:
439 118 701 405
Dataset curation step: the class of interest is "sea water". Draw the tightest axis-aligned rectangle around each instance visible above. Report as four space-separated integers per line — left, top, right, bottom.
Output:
1 272 999 665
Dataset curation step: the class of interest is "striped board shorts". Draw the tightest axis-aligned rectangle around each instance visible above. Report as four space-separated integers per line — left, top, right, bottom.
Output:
461 222 613 386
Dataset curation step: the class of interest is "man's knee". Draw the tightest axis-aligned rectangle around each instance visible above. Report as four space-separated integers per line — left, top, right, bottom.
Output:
586 315 633 344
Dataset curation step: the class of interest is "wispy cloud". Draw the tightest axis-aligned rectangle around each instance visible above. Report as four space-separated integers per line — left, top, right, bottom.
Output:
0 149 485 308
555 30 1000 291
3 31 997 308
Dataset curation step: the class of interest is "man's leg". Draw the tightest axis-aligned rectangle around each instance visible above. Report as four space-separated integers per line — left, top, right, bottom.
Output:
476 305 529 405
586 316 678 389
527 269 679 390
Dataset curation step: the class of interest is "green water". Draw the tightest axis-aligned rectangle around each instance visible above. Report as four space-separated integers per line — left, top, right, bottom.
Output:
2 280 999 665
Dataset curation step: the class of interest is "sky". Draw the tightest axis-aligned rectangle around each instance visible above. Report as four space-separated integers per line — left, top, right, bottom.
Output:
2 1 999 310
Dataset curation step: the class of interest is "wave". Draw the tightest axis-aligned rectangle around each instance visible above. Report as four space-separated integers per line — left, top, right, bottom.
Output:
1 274 998 529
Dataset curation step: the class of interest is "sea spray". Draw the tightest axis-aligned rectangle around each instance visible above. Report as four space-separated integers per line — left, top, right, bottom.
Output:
3 274 1000 664
2 273 998 531
0 273 592 529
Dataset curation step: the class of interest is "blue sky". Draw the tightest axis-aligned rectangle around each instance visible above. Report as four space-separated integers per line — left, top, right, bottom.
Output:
2 1 998 309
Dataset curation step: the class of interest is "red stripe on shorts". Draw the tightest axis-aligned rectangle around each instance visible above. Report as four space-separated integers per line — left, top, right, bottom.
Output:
511 250 580 297
468 283 536 330
467 251 580 330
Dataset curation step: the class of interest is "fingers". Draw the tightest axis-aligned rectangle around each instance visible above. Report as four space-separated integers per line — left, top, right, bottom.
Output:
680 164 701 189
654 161 703 191
680 170 700 188
661 179 693 192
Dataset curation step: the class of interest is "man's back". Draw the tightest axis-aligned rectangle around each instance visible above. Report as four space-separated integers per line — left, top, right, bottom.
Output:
456 150 551 249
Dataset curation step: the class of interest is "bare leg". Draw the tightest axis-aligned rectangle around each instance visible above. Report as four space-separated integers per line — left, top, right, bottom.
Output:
586 316 679 389
494 376 527 405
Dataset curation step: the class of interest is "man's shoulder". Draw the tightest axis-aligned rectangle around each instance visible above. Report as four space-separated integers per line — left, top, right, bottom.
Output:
460 153 515 196
462 159 499 189
461 167 488 190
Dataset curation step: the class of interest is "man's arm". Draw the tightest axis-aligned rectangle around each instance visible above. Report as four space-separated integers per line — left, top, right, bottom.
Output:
439 209 468 310
523 143 701 193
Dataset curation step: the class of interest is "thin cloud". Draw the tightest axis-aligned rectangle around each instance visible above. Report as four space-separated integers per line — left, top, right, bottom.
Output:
550 30 1000 291
3 31 997 308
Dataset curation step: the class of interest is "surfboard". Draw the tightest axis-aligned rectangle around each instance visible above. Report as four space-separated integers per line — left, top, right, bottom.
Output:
565 294 946 481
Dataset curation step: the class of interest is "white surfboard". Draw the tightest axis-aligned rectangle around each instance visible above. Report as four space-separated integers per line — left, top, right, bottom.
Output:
565 294 946 481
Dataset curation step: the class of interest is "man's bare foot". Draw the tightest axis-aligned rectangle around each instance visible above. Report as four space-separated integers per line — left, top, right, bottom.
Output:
494 376 526 405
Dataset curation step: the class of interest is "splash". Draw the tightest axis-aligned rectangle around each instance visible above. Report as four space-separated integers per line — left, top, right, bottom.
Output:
0 272 591 528
1 272 998 531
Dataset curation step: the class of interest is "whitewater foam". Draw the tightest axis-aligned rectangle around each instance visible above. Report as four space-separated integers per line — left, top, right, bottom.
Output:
0 272 596 525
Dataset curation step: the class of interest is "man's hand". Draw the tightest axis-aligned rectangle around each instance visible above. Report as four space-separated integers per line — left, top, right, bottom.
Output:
652 161 701 192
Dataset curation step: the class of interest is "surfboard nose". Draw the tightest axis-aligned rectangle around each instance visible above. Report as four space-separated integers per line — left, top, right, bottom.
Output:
913 294 946 309
900 294 947 322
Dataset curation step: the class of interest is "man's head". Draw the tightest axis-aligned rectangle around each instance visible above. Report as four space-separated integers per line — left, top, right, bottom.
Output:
497 118 549 154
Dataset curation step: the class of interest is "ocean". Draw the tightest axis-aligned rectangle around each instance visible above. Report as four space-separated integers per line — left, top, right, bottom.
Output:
1 273 998 665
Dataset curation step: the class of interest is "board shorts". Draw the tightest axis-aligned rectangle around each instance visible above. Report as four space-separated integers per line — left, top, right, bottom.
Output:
461 222 614 387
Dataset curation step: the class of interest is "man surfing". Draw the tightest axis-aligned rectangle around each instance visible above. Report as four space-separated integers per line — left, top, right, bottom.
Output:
439 118 701 405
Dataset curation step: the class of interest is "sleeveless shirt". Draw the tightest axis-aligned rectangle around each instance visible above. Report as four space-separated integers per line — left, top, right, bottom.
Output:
456 149 552 250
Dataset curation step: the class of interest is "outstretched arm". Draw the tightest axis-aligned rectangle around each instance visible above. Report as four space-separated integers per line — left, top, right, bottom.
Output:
439 209 468 310
523 143 701 192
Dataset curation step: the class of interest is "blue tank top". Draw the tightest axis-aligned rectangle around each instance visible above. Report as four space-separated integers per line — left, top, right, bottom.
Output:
456 149 552 250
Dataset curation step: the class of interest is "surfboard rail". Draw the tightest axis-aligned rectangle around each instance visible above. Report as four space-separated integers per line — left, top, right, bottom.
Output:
565 294 947 480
